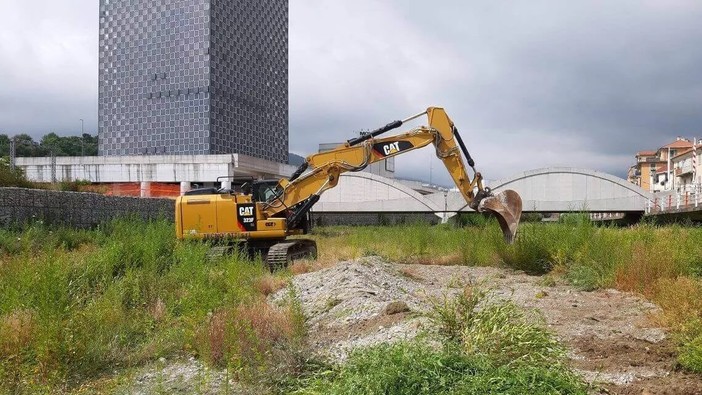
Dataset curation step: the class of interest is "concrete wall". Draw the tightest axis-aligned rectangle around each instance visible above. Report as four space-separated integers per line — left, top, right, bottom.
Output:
15 154 295 183
0 187 174 228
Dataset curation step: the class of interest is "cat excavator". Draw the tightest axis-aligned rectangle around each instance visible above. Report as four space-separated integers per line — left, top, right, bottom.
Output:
175 107 523 267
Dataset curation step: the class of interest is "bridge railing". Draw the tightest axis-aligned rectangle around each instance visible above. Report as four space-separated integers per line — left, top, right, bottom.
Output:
647 189 702 214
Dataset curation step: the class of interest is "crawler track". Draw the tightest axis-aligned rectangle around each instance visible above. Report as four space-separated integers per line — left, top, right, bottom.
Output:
266 239 318 270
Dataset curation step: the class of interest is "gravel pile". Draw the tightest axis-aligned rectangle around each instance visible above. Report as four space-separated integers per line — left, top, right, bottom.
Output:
276 256 432 361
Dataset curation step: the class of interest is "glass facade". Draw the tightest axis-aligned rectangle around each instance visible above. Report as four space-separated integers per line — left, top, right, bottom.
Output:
98 0 288 163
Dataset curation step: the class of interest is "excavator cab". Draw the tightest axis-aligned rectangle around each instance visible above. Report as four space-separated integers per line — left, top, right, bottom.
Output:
250 180 283 203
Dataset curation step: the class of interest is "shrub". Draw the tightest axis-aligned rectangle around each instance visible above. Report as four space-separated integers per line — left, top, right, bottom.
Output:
0 157 34 188
427 286 484 341
56 179 92 192
498 225 554 274
462 301 565 366
290 340 587 395
679 330 702 373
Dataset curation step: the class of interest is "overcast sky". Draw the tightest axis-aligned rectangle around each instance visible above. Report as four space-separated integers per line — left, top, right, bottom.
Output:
1 1 702 184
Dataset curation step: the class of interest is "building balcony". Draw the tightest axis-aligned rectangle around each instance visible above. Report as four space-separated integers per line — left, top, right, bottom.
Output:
676 164 694 176
638 157 661 163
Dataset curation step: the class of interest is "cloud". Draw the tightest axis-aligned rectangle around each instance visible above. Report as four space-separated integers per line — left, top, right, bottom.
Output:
2 0 702 186
0 0 98 136
290 0 702 183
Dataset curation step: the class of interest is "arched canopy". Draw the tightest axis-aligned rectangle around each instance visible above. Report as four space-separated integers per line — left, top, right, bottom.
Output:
313 168 651 214
484 167 651 212
314 172 442 212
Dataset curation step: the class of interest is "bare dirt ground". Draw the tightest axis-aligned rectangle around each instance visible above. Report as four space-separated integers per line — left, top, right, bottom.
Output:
284 256 702 395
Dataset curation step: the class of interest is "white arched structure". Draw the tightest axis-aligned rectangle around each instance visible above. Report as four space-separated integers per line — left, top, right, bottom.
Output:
313 172 441 212
474 167 651 212
312 167 651 215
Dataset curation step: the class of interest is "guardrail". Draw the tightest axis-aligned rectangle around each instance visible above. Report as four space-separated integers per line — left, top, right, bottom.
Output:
646 190 702 214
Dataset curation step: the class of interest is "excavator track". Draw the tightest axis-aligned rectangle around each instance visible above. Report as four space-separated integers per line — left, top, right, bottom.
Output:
265 239 318 270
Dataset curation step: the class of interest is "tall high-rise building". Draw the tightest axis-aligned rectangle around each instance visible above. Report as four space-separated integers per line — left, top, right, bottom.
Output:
98 0 288 163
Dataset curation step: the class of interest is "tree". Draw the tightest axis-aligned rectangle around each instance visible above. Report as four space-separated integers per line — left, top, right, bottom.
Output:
14 134 46 157
82 133 99 156
0 134 9 157
0 132 99 157
39 132 98 156
40 132 64 155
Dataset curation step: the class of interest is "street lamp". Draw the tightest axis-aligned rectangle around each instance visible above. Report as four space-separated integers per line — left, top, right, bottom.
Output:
443 190 448 224
80 119 84 156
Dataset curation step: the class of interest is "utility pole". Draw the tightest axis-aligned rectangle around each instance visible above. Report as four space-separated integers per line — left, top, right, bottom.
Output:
80 118 85 156
9 136 16 171
667 146 671 191
50 150 57 183
443 190 448 224
429 156 433 185
694 138 698 194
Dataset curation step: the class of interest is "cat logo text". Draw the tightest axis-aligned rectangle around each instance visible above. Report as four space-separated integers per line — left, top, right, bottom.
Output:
383 142 401 155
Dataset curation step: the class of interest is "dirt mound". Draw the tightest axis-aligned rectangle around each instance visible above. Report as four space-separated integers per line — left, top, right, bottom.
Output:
278 256 430 361
277 256 702 394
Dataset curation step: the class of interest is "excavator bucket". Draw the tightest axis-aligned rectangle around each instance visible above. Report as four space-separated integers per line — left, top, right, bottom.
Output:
478 189 522 244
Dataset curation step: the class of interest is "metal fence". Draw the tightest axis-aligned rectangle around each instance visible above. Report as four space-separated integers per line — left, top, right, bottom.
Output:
646 190 702 214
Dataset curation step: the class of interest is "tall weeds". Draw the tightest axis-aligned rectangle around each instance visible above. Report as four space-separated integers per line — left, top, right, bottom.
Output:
0 219 302 392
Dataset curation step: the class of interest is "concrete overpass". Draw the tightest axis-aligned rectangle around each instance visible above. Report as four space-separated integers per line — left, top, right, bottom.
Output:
313 168 651 218
15 154 295 195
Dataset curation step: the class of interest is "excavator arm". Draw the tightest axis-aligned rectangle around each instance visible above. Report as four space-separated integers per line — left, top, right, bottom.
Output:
264 107 522 242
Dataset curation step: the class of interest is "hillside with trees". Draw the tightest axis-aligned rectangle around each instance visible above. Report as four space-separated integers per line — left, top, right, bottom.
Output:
0 133 98 157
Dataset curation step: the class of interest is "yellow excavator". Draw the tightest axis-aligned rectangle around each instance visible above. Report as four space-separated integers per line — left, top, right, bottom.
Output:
175 107 522 267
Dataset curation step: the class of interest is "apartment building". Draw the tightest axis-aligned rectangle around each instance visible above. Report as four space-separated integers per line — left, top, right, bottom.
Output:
632 150 662 191
630 137 693 192
672 146 701 193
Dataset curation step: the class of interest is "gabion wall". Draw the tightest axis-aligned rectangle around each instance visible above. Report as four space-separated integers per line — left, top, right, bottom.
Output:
98 0 288 163
0 188 174 228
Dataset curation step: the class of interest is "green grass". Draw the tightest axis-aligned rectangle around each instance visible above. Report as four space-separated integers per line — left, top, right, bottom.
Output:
286 341 587 395
310 219 702 286
0 218 302 393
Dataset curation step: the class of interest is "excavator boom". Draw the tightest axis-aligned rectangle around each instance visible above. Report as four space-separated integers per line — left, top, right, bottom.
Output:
265 107 522 243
